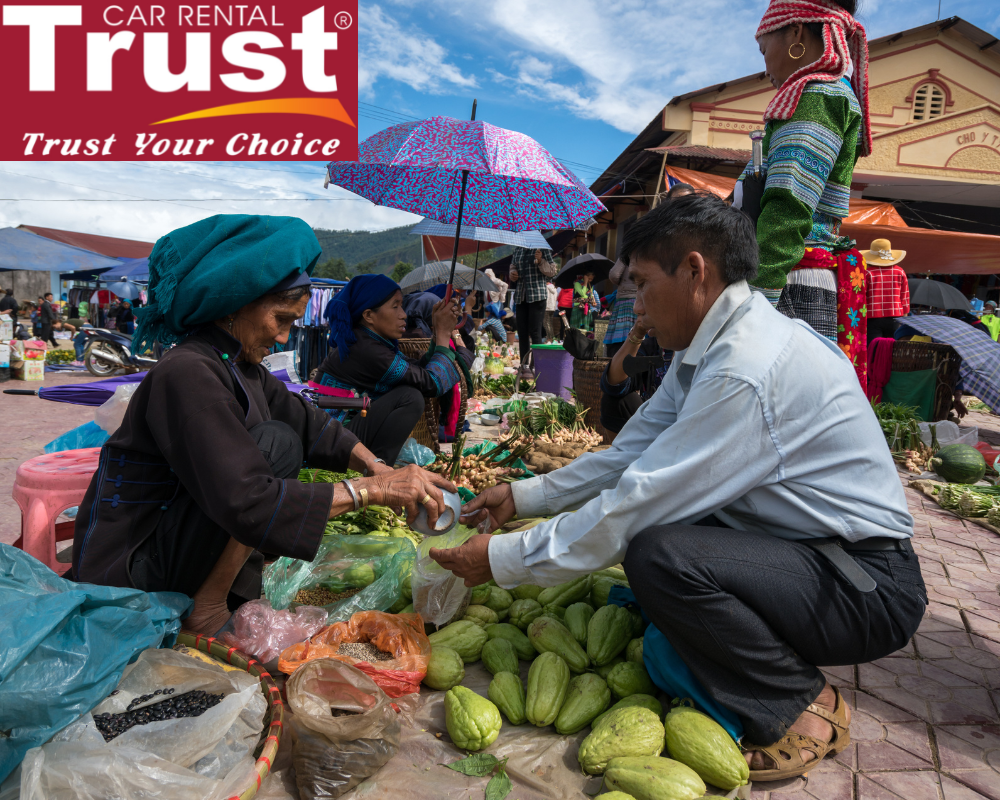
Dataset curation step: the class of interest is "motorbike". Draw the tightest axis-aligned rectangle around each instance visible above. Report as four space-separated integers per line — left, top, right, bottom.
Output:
81 328 159 377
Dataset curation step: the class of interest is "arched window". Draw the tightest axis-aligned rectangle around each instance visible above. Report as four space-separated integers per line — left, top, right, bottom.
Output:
911 83 946 121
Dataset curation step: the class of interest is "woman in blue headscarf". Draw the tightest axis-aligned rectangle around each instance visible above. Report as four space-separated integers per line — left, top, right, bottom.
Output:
71 215 454 635
314 274 474 458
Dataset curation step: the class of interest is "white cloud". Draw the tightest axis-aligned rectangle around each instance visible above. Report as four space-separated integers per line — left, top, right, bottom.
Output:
0 161 419 242
428 0 765 133
359 5 476 97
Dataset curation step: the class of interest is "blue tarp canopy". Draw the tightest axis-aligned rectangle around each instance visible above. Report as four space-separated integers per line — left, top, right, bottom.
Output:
0 227 124 273
100 257 149 282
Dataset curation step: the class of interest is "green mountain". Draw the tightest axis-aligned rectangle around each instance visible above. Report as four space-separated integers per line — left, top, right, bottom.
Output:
312 225 421 274
311 225 513 279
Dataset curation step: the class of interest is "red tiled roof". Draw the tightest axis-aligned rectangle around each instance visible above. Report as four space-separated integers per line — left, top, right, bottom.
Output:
19 225 154 258
646 146 752 162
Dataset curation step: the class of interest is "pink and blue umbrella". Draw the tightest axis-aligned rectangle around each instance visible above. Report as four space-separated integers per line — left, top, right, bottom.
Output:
326 115 605 233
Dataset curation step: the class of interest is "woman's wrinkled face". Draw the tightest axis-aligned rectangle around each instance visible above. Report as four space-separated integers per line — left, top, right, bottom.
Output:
229 293 309 364
361 290 407 340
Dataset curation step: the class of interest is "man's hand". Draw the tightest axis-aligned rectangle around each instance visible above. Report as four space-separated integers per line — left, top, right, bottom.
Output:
429 534 494 587
460 483 517 532
509 267 519 283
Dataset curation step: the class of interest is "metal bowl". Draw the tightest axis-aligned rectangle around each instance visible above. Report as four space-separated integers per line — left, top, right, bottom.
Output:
411 489 462 536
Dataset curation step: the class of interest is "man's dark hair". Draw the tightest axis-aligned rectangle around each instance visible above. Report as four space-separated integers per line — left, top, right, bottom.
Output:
44 292 53 299
620 192 758 284
4 288 11 295
665 182 694 198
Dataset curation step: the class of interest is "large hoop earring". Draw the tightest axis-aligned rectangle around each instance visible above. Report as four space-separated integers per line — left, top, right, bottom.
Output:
788 42 806 59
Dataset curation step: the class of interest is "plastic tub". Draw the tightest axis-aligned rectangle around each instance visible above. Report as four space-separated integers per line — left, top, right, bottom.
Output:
531 344 575 401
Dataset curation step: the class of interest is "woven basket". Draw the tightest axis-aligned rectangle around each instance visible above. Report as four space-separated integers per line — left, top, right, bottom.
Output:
890 340 960 422
174 632 283 800
573 358 614 444
398 338 469 451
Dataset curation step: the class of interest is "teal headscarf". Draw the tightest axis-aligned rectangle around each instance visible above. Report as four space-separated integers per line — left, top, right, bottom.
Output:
133 214 321 351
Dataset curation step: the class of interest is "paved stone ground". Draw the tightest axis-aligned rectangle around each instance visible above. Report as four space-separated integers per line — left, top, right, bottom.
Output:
3 380 1000 797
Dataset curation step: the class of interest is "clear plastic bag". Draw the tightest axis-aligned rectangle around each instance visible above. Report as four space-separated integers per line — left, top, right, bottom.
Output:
411 520 487 628
279 611 431 698
18 648 267 799
286 658 401 800
217 599 328 665
262 534 415 623
94 383 138 434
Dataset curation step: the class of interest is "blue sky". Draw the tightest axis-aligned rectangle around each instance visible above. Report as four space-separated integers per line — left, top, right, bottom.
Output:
1 0 998 241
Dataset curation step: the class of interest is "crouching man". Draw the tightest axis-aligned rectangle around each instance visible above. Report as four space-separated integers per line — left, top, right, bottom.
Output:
430 193 925 782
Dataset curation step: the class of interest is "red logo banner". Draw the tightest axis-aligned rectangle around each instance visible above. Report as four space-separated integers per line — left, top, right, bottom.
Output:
1 1 358 160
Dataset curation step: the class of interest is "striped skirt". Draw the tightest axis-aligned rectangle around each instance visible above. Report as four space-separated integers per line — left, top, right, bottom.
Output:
604 298 637 345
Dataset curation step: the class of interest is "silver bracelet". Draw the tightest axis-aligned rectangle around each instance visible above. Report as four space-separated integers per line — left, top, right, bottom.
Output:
341 479 360 511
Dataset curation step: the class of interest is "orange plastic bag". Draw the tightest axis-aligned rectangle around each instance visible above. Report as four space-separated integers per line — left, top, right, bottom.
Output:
279 611 431 698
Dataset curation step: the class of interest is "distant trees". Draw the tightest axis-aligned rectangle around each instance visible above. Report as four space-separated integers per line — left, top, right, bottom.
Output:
354 259 378 275
314 257 350 281
391 261 414 283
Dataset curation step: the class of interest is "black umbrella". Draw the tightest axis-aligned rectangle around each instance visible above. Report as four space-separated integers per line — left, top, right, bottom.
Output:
908 277 970 311
553 253 613 289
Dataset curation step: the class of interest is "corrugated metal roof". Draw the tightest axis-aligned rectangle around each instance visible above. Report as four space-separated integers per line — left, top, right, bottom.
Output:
647 145 751 162
19 225 154 258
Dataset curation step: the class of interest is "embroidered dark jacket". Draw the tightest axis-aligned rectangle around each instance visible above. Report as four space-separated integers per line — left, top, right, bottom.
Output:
71 325 358 588
314 327 474 422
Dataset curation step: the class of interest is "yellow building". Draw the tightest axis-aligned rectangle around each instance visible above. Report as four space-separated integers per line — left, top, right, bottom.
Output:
576 17 1000 264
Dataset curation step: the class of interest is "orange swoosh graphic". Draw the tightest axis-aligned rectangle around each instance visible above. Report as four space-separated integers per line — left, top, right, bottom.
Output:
151 98 356 127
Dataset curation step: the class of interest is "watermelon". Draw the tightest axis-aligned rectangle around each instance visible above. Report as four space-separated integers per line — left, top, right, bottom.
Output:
930 444 986 484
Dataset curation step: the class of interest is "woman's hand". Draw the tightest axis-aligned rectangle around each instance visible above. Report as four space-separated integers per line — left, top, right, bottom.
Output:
509 267 519 283
367 464 457 526
460 483 517 532
464 292 477 316
431 297 460 345
429 534 493 587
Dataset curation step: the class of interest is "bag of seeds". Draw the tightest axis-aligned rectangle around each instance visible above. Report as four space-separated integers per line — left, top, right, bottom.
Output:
19 648 267 799
262 534 415 623
287 658 401 800
279 611 431 698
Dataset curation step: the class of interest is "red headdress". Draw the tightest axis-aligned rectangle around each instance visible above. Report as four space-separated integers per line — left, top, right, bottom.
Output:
756 0 872 156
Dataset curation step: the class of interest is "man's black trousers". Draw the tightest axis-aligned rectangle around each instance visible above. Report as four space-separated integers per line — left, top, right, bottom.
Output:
623 523 926 744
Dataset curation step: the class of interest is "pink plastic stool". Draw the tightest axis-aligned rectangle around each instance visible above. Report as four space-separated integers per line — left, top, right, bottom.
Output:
12 447 101 572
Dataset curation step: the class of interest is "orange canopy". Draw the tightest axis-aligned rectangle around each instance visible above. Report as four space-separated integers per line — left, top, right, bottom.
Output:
665 165 1000 275
665 165 907 226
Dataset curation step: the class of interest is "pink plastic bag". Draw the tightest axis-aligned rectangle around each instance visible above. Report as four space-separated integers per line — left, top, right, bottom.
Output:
219 599 328 663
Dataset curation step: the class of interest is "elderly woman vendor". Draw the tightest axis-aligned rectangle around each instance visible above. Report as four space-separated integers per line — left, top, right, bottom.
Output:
70 215 453 635
312 275 474 463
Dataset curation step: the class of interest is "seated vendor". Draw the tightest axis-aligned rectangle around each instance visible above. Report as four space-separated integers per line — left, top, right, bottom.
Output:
431 194 924 784
313 275 475 464
600 319 672 434
71 215 454 636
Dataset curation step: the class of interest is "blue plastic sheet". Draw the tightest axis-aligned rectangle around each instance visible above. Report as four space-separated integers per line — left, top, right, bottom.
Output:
608 586 743 742
43 420 110 453
0 544 192 782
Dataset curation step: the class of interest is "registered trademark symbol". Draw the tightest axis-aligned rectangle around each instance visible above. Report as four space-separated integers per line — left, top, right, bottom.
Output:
334 11 353 29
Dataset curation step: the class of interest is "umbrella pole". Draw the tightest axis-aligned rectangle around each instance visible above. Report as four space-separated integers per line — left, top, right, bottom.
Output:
446 98 478 303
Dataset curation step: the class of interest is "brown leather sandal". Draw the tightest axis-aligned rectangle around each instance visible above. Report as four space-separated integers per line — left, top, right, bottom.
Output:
744 686 851 782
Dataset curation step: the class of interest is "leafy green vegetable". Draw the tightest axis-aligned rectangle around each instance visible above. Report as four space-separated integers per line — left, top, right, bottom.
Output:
444 752 501 777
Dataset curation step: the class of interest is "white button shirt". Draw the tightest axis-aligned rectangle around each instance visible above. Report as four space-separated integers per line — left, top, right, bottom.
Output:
488 280 913 589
